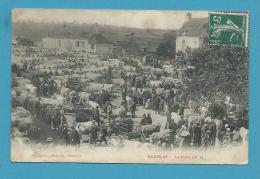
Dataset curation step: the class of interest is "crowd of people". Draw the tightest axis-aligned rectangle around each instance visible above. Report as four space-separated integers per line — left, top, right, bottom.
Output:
116 59 248 149
11 44 248 150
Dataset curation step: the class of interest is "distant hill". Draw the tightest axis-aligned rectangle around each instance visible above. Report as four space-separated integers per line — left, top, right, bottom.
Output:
13 21 176 54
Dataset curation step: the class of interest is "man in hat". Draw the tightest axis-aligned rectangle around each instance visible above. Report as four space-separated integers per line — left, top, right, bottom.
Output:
130 100 136 118
119 101 127 120
146 113 152 125
165 114 177 132
61 125 70 146
179 101 185 116
99 120 108 145
120 81 127 101
106 101 113 121
141 114 148 125
191 122 202 148
223 124 232 145
69 126 80 148
155 94 160 114
89 121 98 145
93 106 100 126
201 123 208 148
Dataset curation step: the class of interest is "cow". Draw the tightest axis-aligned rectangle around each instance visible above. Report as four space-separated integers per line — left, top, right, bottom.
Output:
25 84 37 95
88 101 100 109
239 127 248 144
74 121 97 140
141 123 161 141
53 95 66 105
75 121 95 135
14 94 27 108
150 129 173 146
79 92 90 104
60 87 70 101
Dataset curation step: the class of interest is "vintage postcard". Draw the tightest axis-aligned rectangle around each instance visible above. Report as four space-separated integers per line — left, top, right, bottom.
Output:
11 9 249 164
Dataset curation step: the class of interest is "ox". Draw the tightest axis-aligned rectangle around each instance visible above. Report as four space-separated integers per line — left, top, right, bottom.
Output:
141 123 161 141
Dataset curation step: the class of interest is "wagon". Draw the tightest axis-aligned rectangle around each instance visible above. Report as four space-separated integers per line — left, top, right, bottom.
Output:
110 118 142 140
67 77 84 91
74 104 94 122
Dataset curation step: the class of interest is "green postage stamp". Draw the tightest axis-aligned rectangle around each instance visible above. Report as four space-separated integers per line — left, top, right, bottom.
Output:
209 12 249 47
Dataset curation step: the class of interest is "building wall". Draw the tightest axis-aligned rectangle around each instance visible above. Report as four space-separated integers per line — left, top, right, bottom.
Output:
95 44 113 55
42 38 90 51
176 36 201 52
113 46 125 57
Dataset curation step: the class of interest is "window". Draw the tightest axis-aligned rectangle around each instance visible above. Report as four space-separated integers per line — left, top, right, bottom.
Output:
76 41 80 47
59 40 61 48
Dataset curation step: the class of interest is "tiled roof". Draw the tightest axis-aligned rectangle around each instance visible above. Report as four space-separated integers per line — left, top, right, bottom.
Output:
88 33 112 44
178 18 208 37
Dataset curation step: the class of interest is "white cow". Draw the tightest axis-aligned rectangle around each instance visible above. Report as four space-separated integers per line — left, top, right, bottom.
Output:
239 127 248 144
60 87 70 100
79 92 90 104
88 100 99 109
74 121 97 139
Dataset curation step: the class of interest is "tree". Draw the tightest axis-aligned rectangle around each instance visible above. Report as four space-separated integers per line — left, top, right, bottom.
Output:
156 31 176 57
157 42 172 57
184 46 248 108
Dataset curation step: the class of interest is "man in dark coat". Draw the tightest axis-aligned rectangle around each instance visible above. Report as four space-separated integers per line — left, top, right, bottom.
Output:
146 113 152 125
179 101 185 116
69 126 80 148
208 122 217 146
191 122 202 148
93 106 100 126
154 95 160 114
89 122 98 145
99 120 108 145
201 123 208 148
130 101 136 118
61 125 70 146
121 82 127 101
141 114 148 125
165 117 177 132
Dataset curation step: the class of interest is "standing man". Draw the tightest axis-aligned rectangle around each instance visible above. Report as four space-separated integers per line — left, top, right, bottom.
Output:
165 113 175 130
99 120 108 145
121 81 127 101
93 106 100 126
119 101 127 120
201 123 208 148
191 122 202 148
89 122 98 145
178 101 185 116
130 100 136 118
146 113 152 124
141 114 148 125
69 126 80 148
106 101 113 122
155 95 160 114
61 125 70 146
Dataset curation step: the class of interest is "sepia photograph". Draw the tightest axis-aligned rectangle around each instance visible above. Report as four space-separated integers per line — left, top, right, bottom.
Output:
11 9 249 164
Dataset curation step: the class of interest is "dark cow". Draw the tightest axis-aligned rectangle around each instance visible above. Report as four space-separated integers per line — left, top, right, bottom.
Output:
141 123 161 141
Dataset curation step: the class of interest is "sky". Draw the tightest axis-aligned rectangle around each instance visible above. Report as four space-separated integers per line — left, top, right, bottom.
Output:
13 9 208 30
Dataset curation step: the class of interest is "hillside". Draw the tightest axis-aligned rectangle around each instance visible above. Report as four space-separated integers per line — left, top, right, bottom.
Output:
13 21 176 53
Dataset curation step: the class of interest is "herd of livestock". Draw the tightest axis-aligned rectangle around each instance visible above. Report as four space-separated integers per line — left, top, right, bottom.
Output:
11 45 248 150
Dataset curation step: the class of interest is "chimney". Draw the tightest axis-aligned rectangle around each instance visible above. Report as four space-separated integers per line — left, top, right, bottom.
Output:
94 23 99 34
186 12 192 22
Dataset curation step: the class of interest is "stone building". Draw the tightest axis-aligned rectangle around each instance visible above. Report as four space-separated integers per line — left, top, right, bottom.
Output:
42 33 113 55
176 12 208 53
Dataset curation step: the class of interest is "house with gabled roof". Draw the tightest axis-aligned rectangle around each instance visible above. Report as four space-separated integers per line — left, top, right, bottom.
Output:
41 33 113 55
176 12 208 53
88 33 113 55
